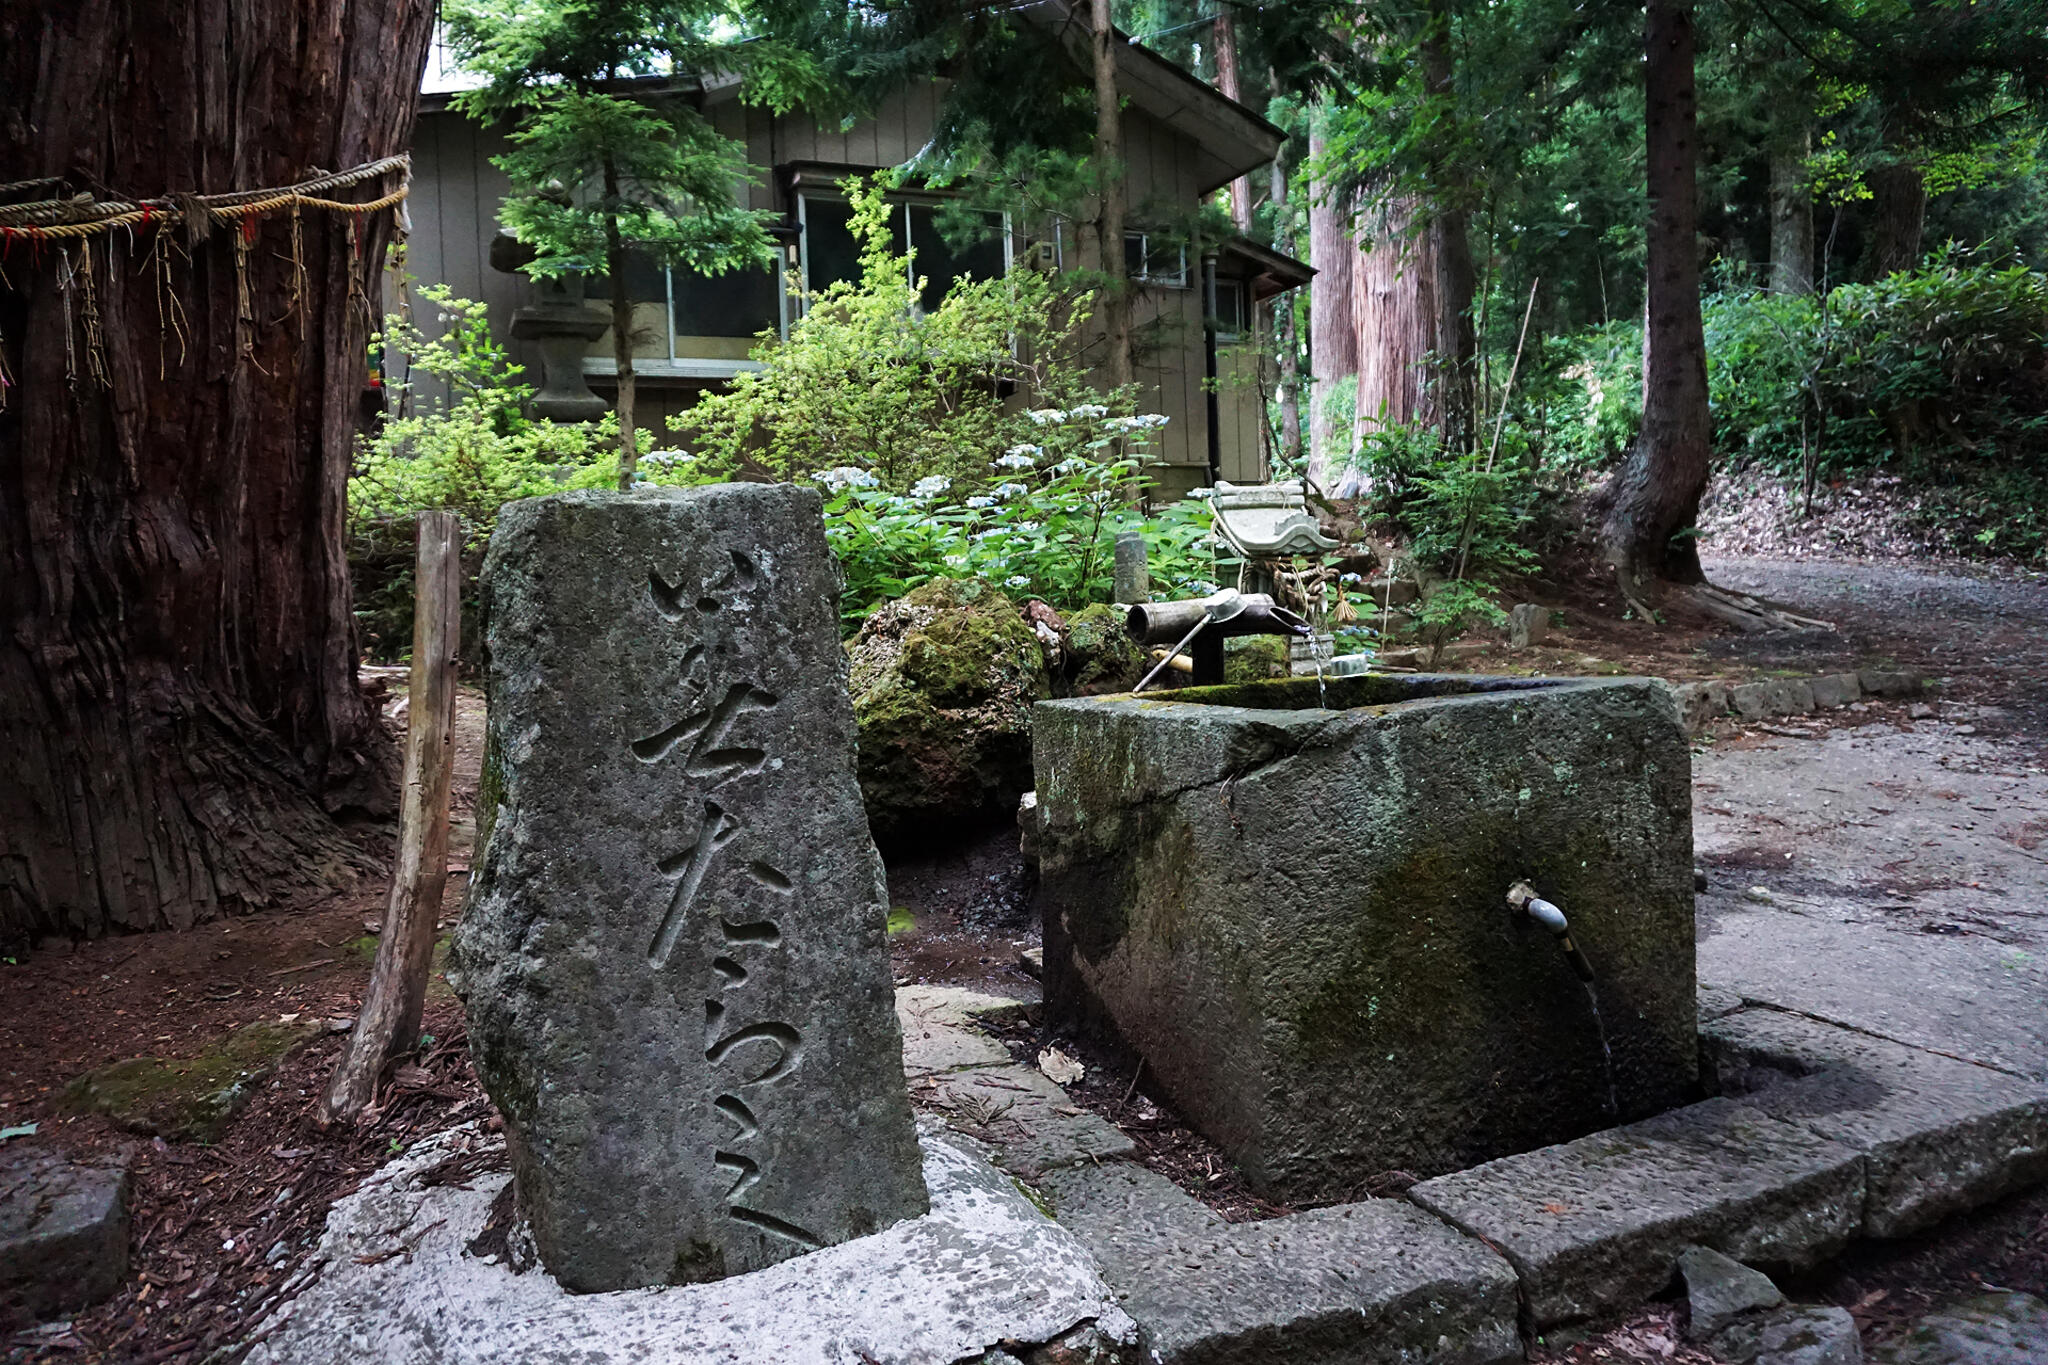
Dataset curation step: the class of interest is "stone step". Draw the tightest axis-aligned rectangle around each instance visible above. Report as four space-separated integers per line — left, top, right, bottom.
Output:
1038 1161 1520 1365
1702 1007 2048 1238
1406 1097 1865 1332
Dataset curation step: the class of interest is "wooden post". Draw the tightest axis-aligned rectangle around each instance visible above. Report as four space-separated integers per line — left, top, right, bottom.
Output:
318 511 461 1124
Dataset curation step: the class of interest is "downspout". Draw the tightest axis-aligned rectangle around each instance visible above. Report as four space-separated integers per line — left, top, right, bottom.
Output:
1203 247 1222 484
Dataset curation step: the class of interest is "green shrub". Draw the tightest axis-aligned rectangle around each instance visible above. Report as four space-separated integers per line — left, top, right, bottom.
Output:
348 286 618 658
671 178 1139 493
817 405 1209 629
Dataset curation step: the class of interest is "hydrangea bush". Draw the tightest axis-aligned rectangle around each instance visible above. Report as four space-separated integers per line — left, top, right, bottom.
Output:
816 406 1213 628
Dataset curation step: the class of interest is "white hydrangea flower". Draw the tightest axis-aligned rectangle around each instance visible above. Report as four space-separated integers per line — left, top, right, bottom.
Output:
1069 403 1109 419
944 555 968 567
1188 487 1215 499
1013 519 1041 532
995 446 1041 468
1026 408 1067 425
965 495 996 509
1052 457 1088 474
994 482 1027 498
1107 413 1170 432
816 465 879 491
1005 575 1031 588
910 475 952 499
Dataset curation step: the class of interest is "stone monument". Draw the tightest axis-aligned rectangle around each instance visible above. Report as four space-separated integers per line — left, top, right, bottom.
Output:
452 485 928 1293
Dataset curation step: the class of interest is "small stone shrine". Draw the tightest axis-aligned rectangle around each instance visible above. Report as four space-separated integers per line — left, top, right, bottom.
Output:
453 485 928 1293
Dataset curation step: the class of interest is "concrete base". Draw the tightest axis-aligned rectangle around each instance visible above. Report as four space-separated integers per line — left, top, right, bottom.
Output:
246 1124 1134 1365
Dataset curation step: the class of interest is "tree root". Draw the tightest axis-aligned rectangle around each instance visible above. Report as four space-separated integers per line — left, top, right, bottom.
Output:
1685 582 1835 633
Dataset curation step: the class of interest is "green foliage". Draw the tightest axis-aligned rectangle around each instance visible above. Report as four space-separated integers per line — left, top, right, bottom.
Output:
671 178 1135 491
812 406 1205 630
445 0 820 281
349 287 618 658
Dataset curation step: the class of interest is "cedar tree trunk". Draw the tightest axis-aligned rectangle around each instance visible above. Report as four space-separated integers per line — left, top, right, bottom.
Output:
1212 8 1253 232
0 0 428 944
1091 0 1134 391
1599 0 1710 594
1305 122 1358 488
602 154 640 488
1867 160 1925 278
1271 156 1305 471
1769 135 1814 294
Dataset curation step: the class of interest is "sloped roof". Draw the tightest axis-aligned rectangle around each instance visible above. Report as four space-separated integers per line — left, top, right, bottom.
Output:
1015 0 1286 195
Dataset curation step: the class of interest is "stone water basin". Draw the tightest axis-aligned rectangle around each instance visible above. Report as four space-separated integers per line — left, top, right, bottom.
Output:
1033 673 1698 1203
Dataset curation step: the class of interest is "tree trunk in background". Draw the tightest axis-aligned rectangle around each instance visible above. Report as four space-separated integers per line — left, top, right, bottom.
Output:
0 0 426 943
1271 157 1305 472
1867 160 1925 277
1600 0 1710 596
1415 0 1476 456
1769 134 1814 293
1353 197 1435 440
1306 121 1358 489
603 165 641 489
1212 7 1253 232
1091 0 1134 391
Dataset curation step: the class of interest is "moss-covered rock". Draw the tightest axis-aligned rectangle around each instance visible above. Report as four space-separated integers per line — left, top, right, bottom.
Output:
59 1019 321 1143
848 577 1050 848
1059 603 1145 696
1223 635 1290 683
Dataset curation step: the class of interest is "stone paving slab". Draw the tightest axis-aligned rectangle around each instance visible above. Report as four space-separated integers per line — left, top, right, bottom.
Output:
1871 1291 2048 1365
1703 1007 2048 1237
1040 1162 1519 1365
1407 1098 1865 1331
914 1066 1134 1178
1700 907 2048 1082
0 1150 129 1325
246 1124 1135 1365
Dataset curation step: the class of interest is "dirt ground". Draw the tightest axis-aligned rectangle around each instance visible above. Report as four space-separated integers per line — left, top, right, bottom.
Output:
4 551 2045 1363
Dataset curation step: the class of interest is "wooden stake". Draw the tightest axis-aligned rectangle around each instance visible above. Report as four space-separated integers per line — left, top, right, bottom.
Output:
319 510 461 1125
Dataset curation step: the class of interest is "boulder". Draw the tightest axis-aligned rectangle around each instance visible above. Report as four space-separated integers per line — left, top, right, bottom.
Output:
1508 603 1550 650
1679 1245 1786 1340
849 579 1050 847
1715 1306 1863 1365
1058 603 1144 696
1873 1292 2048 1365
0 1151 130 1327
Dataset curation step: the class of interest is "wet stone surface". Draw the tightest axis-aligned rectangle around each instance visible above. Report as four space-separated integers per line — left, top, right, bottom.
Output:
451 486 926 1292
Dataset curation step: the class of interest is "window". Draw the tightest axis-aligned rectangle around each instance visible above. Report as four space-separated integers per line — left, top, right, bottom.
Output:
1213 279 1250 338
584 252 786 370
798 193 1008 310
1124 231 1189 287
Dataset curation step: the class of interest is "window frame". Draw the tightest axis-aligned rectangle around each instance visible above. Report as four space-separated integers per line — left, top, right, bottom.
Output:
795 190 1014 312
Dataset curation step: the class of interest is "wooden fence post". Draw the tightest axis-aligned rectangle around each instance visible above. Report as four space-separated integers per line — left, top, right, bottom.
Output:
319 510 461 1124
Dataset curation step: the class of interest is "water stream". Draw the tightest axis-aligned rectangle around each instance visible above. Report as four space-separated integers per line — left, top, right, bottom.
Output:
1583 980 1619 1116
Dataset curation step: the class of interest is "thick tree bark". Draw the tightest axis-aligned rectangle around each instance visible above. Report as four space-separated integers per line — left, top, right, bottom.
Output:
1867 160 1925 277
0 0 427 943
1091 0 1134 391
1351 196 1475 458
1769 135 1814 294
1599 0 1710 595
1305 122 1358 488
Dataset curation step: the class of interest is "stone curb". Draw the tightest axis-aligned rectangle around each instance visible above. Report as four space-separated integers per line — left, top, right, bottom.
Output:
1406 1098 1865 1332
1701 1007 2048 1239
1666 669 1926 737
1037 1162 1522 1365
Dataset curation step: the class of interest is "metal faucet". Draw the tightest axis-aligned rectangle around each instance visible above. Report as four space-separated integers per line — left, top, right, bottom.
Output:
1508 881 1596 982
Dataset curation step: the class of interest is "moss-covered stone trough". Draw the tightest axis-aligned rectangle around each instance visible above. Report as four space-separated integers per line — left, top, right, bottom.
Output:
1033 672 1698 1202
